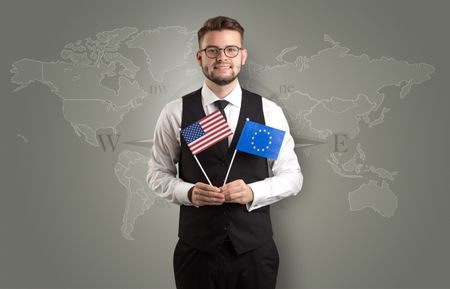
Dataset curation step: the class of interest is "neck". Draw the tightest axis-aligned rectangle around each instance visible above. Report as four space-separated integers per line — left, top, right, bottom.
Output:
205 79 238 99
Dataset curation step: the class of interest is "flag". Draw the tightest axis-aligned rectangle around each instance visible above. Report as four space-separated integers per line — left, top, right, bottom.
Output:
236 121 285 160
181 110 233 155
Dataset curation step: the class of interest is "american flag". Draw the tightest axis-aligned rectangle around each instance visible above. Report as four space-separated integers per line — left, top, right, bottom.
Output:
181 110 233 155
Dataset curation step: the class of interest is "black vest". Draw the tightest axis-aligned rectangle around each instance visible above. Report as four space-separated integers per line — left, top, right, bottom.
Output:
178 88 273 254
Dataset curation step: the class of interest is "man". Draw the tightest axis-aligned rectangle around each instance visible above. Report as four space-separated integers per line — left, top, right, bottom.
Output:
147 16 303 289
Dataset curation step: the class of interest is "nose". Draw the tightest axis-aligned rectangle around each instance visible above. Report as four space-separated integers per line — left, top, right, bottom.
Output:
216 48 228 61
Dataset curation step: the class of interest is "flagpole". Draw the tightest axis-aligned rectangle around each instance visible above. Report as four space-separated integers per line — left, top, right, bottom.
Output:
193 155 212 186
223 149 237 186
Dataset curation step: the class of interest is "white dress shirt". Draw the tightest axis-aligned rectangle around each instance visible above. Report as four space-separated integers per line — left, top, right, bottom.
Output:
147 82 303 211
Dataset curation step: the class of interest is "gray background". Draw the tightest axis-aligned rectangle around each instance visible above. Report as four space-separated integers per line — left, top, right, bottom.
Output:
1 0 449 288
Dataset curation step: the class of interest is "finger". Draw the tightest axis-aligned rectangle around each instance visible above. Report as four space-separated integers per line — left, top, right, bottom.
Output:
221 183 238 194
224 191 242 203
224 180 245 190
196 191 225 202
196 182 221 192
196 194 224 205
226 191 242 200
223 185 243 197
196 189 225 200
201 199 224 205
229 188 252 203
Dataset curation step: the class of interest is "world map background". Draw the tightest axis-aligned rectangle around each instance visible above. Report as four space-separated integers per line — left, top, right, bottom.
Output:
1 1 449 288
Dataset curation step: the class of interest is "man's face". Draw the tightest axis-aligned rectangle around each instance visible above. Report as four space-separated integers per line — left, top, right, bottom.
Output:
196 30 247 86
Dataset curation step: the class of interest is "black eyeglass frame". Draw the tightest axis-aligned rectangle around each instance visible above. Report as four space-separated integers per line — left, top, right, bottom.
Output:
199 45 243 58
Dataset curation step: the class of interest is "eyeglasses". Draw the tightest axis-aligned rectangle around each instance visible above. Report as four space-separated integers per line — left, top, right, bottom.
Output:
199 45 243 58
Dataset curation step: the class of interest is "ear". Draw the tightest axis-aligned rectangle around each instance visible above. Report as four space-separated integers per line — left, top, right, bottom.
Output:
241 48 248 65
196 51 202 65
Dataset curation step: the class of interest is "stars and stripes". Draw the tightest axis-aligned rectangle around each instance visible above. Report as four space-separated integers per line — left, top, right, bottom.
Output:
181 110 233 155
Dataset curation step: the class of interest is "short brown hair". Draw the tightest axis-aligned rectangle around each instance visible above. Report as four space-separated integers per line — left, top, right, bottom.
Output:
197 16 244 47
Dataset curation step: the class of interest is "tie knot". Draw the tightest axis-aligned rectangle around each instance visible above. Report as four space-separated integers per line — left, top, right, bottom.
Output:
214 100 229 112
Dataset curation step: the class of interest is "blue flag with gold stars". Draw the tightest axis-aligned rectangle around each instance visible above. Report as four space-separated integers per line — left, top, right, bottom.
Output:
236 121 285 160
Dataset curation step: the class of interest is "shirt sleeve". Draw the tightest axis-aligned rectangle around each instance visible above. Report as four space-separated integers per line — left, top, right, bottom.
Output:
246 101 303 211
146 101 195 206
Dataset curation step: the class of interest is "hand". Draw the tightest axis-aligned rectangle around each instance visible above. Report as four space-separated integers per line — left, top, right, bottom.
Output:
221 179 254 205
189 182 225 206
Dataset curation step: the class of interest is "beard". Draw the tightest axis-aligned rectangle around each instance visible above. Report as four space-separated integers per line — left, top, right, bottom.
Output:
201 62 241 86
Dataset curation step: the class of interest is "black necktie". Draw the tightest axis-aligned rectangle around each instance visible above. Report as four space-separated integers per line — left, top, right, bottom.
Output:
214 100 229 153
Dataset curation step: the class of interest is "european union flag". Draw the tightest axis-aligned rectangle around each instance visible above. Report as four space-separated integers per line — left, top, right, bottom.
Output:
236 121 285 160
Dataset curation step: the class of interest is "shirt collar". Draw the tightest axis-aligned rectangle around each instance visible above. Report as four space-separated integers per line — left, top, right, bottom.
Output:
201 81 242 108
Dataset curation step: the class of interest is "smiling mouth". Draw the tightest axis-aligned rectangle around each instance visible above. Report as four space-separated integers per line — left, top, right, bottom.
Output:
214 64 232 69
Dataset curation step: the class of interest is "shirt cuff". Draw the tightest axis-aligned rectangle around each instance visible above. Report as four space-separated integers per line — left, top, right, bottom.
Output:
247 180 267 212
174 181 196 206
